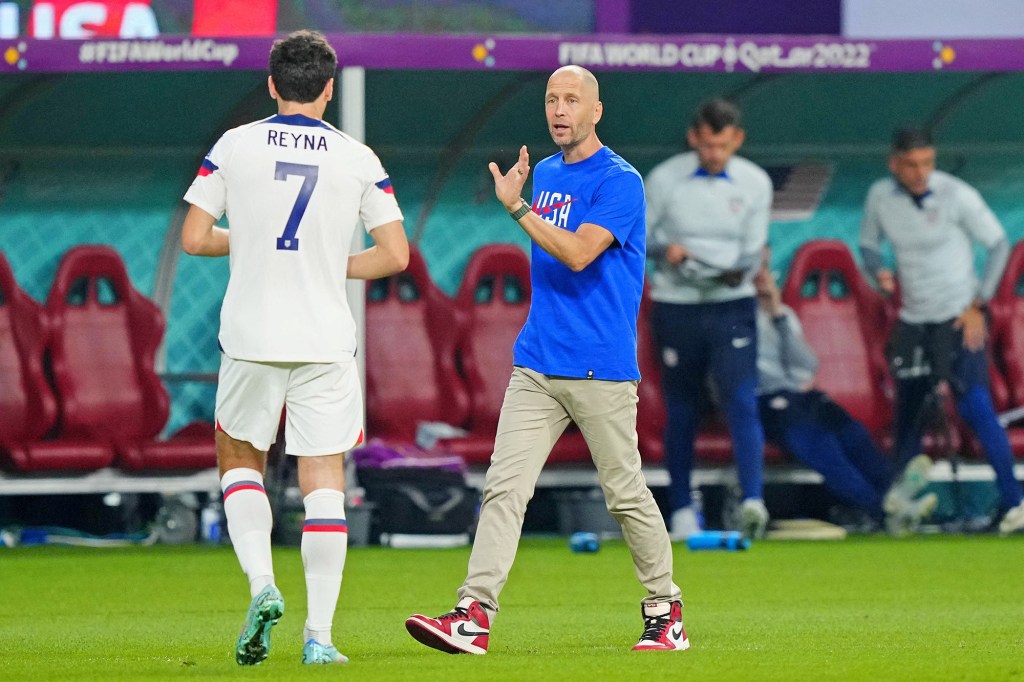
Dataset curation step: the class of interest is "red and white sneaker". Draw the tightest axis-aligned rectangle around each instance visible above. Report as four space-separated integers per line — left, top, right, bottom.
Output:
405 597 490 655
632 600 689 651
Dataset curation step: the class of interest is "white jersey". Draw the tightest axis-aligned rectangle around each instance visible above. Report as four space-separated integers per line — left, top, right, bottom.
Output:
645 152 772 304
184 113 404 362
860 170 1004 324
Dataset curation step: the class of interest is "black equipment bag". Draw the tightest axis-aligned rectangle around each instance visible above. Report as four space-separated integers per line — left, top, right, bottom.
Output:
357 466 478 539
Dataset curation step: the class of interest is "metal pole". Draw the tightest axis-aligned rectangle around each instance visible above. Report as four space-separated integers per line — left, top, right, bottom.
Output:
340 66 367 442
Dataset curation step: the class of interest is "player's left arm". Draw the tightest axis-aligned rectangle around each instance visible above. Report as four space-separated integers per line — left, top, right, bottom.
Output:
347 220 410 279
181 204 229 257
181 133 231 257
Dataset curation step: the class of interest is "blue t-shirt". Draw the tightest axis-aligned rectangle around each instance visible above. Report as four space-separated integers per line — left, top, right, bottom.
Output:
513 146 646 380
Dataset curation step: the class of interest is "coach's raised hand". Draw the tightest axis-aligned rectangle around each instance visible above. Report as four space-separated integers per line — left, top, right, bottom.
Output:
488 145 530 211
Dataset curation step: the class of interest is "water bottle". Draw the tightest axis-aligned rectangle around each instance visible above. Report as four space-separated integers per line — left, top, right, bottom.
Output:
569 531 600 553
686 530 751 551
200 500 223 545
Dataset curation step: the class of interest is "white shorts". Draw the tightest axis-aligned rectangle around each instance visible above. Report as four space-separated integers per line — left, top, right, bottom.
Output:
215 355 364 456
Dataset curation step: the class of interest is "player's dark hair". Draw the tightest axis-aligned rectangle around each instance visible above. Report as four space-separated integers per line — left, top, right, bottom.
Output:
891 127 933 153
691 98 742 132
269 30 337 104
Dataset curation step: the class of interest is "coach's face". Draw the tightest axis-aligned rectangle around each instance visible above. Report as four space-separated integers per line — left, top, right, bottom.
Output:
889 146 935 197
545 69 602 152
688 124 744 177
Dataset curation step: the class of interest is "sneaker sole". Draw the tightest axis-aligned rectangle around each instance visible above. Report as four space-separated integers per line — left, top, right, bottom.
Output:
404 617 486 655
632 637 691 652
303 649 349 665
236 597 284 665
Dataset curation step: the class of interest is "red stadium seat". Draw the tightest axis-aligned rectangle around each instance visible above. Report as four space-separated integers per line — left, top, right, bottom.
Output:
364 247 469 442
46 245 215 470
0 251 115 471
0 252 56 461
438 244 589 465
1 251 115 471
985 241 1024 455
636 283 666 462
783 242 962 460
990 241 1024 408
781 240 893 435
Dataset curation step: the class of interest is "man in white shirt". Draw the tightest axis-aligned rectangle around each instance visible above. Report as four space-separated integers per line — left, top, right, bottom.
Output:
645 98 772 540
181 30 409 665
860 127 1024 536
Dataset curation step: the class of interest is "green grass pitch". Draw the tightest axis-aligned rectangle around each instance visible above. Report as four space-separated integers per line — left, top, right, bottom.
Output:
1 535 1021 680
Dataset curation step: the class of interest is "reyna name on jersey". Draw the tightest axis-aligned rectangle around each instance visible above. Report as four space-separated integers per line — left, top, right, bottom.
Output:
266 129 329 152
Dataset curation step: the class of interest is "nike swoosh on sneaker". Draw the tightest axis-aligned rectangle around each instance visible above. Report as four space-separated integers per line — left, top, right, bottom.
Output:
670 624 684 640
456 623 488 638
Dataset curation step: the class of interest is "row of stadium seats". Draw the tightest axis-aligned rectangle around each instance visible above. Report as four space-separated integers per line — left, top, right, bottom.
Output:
5 238 1024 474
367 240 1024 467
365 244 590 464
0 247 215 472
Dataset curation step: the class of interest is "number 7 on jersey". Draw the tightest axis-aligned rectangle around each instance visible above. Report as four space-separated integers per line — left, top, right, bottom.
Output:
275 161 319 251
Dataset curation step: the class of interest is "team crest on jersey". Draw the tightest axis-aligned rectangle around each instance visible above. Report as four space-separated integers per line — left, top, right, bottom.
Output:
729 197 745 214
925 208 940 224
533 191 576 228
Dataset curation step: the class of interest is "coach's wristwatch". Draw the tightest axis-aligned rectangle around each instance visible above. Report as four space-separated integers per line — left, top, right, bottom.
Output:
509 199 531 221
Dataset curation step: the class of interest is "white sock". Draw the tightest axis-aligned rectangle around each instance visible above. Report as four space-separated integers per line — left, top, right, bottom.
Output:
301 489 348 646
221 468 275 598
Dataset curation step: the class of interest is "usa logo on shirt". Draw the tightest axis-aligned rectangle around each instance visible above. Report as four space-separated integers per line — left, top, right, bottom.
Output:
533 191 576 229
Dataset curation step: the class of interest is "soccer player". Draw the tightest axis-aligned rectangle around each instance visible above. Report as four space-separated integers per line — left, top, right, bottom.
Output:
180 30 409 665
405 66 687 654
860 127 1024 535
753 248 937 534
644 98 772 540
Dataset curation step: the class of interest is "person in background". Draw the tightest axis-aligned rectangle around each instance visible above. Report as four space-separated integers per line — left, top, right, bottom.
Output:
405 65 687 655
645 98 772 540
181 30 409 665
860 126 1024 535
753 247 937 534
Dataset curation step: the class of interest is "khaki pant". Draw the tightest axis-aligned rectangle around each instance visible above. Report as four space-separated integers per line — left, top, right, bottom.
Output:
458 367 681 611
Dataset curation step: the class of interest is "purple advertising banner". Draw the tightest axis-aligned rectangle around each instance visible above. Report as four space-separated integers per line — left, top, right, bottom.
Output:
2 32 1023 74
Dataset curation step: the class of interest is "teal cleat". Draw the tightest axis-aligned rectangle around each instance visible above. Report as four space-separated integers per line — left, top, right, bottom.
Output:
235 585 285 666
302 639 349 665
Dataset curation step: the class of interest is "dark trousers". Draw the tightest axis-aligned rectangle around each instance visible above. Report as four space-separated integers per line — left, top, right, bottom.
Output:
760 390 892 516
888 319 1022 510
651 298 764 511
